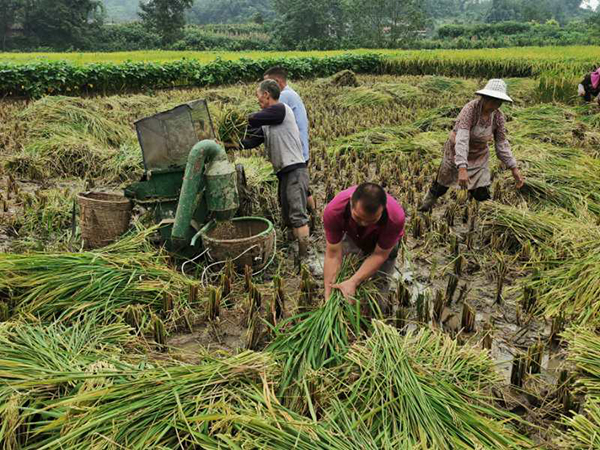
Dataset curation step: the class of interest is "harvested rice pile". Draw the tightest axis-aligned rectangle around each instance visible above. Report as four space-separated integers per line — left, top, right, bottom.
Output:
1 73 600 448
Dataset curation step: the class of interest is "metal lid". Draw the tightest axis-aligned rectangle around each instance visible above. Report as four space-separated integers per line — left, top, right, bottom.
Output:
135 99 216 171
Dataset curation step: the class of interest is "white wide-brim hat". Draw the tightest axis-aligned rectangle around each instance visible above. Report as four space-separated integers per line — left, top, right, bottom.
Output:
476 79 513 103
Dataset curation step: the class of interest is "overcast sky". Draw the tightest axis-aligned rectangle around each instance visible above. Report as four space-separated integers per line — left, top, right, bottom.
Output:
586 0 599 9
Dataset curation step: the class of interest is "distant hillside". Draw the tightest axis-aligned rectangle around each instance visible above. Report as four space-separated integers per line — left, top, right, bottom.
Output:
187 0 276 25
102 0 140 23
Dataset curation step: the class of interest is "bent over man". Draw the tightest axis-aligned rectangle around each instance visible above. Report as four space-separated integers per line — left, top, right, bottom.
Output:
323 183 405 312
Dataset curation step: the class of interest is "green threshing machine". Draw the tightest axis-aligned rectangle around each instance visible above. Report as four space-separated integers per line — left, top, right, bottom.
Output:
124 100 249 258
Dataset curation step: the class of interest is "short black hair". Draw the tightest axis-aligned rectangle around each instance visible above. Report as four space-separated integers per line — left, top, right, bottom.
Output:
259 79 281 100
264 66 288 81
351 182 387 215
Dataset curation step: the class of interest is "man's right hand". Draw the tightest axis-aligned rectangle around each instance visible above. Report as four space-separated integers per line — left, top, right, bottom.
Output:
332 278 358 304
458 167 469 190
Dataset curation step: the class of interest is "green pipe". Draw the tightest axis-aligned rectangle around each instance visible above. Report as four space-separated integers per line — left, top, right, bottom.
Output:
172 140 226 240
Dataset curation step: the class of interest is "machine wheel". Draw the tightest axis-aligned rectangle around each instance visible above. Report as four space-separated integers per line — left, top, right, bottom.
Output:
236 164 252 216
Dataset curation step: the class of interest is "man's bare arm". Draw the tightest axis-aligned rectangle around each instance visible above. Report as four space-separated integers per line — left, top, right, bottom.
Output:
323 241 343 301
332 245 393 300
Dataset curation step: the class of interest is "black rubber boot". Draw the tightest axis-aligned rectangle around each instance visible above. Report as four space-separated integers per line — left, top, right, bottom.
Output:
418 191 439 212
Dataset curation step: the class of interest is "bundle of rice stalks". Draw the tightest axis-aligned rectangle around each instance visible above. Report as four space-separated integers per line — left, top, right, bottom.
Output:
480 203 563 252
234 156 276 188
267 256 382 404
510 105 576 147
0 318 366 449
418 76 467 94
557 329 600 448
514 178 590 216
484 204 600 324
0 227 199 324
234 155 279 220
566 328 600 396
326 69 359 87
19 347 376 450
339 87 394 107
520 150 600 216
216 107 248 146
0 319 136 448
504 78 538 104
558 399 600 449
22 96 131 147
32 351 280 450
8 96 140 180
322 322 532 449
0 319 135 390
208 401 368 450
376 83 423 105
330 125 418 157
2 154 46 180
574 104 600 129
413 105 462 132
7 184 83 248
521 245 600 324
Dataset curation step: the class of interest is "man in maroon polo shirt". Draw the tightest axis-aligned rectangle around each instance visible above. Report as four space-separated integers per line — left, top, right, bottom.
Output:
323 183 405 307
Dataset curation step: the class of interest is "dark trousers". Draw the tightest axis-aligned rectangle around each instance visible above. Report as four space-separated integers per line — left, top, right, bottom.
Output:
581 74 600 102
430 181 491 202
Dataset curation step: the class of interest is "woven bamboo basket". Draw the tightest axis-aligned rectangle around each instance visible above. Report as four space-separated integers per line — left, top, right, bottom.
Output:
77 192 132 249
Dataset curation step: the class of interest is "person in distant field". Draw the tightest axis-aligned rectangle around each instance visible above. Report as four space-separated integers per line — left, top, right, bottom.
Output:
263 67 316 214
237 79 311 259
418 79 524 212
323 183 405 313
578 67 600 104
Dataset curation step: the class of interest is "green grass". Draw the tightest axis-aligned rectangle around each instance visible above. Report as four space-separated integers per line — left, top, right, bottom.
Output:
1 46 599 66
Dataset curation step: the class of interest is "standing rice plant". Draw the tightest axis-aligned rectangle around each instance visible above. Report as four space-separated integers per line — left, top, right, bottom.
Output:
0 227 200 324
536 70 580 104
322 322 532 449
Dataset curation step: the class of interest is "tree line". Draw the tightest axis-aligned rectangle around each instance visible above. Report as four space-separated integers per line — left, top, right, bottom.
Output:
0 0 598 52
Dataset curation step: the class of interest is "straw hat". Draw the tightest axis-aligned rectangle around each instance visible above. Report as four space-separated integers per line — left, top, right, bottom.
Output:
476 79 513 103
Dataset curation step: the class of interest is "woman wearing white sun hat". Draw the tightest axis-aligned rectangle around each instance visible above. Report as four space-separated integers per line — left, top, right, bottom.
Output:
419 79 525 212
